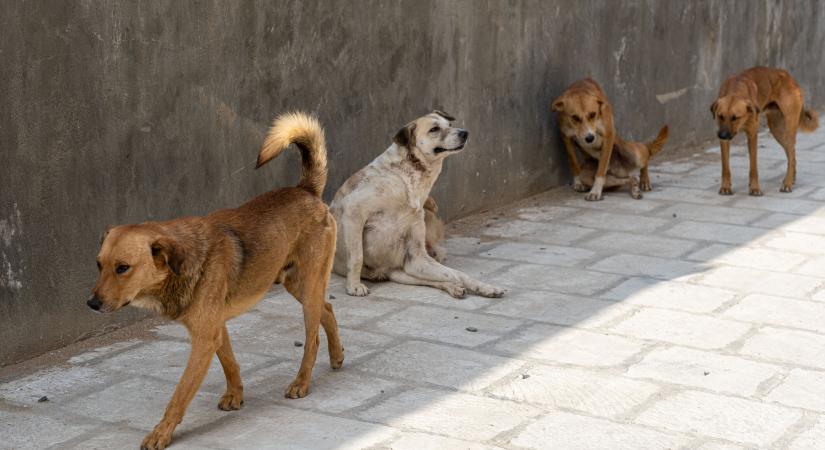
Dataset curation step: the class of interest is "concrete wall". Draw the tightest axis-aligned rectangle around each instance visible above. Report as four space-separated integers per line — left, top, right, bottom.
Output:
2 0 824 365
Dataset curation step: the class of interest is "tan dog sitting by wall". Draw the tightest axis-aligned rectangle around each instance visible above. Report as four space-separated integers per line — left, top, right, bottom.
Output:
87 113 343 450
711 66 819 195
331 110 504 299
552 79 668 200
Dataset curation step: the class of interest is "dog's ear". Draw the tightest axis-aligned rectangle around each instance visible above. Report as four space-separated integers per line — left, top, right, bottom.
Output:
99 225 114 245
151 236 185 276
393 122 417 148
710 100 718 117
597 99 606 114
432 110 455 122
551 98 565 112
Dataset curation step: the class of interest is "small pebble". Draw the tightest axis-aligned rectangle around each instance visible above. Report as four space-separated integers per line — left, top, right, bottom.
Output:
522 374 530 380
539 247 546 250
673 213 677 218
703 371 710 376
454 316 459 319
38 396 49 403
294 341 303 347
329 295 336 300
466 327 478 332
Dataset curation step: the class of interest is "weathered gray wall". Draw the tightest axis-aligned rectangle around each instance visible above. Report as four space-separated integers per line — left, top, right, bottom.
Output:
2 0 824 365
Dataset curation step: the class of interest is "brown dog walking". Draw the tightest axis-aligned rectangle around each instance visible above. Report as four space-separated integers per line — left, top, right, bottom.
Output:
711 66 819 195
88 112 343 450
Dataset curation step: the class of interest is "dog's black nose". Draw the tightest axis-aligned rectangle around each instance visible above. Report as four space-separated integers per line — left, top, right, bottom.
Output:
458 130 469 140
87 296 102 311
718 130 732 140
584 134 595 143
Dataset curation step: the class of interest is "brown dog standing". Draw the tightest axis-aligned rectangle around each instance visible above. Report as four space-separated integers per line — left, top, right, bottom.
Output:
711 67 819 195
553 79 668 199
88 112 343 450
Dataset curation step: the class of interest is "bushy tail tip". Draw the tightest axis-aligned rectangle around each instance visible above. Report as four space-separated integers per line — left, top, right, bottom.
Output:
256 112 328 197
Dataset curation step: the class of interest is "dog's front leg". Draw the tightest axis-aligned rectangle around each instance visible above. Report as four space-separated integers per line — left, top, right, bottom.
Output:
586 134 614 201
719 139 733 195
141 327 222 450
562 135 586 192
340 213 370 296
746 126 763 196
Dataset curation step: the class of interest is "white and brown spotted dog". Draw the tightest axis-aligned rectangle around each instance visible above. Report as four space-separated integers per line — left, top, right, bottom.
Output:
330 110 504 299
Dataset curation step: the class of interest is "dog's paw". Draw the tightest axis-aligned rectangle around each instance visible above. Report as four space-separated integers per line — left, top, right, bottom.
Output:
218 390 244 411
346 282 369 296
718 186 733 195
630 190 643 200
640 180 653 192
476 283 505 298
780 185 793 193
141 426 173 450
285 378 310 399
445 284 467 299
330 346 345 370
749 187 764 196
584 191 603 201
573 182 589 192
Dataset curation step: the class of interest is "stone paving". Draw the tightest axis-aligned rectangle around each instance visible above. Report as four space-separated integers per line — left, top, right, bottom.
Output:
3 127 825 449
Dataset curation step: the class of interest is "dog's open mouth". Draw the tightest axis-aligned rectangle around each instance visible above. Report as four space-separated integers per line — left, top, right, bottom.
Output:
434 143 466 154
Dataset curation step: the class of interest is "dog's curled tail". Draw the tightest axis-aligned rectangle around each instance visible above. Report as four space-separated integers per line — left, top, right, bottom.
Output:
256 112 328 197
646 125 669 156
800 108 819 133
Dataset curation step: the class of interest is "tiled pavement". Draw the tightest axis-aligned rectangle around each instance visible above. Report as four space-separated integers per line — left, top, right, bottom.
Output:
3 127 825 449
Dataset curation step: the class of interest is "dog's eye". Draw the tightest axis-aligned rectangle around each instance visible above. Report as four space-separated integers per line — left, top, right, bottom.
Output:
116 264 130 274
718 114 725 120
571 115 581 123
429 126 440 133
588 112 596 120
730 115 737 121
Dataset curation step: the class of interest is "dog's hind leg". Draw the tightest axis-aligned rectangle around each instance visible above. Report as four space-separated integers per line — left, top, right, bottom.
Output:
622 175 642 199
216 324 244 411
402 222 504 298
321 301 344 369
403 254 504 298
639 166 652 191
318 221 344 370
283 273 323 399
768 103 800 192
388 270 466 298
283 222 341 398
